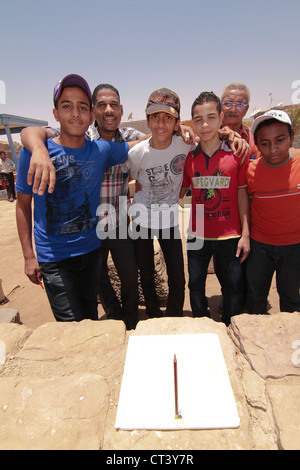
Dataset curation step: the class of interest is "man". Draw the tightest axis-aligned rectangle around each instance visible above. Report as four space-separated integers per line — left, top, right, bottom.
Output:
16 74 133 324
20 83 145 330
0 151 16 201
180 91 250 326
89 84 145 329
246 110 300 314
216 82 259 310
221 82 259 160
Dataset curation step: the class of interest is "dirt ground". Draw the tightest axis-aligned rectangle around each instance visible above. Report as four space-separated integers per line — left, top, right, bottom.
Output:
0 198 281 329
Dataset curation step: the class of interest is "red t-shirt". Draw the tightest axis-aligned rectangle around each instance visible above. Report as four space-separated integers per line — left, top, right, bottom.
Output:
182 141 248 240
246 149 300 246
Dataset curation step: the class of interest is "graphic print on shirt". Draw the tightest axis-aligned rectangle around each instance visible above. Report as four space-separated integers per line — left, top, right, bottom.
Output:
192 169 231 212
46 155 98 235
146 154 186 204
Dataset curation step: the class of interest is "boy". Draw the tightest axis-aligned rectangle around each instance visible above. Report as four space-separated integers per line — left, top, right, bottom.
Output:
124 88 190 317
246 110 300 314
16 74 134 323
180 91 250 326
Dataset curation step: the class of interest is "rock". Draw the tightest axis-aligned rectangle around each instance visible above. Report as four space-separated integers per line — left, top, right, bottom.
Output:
0 323 32 356
104 317 251 450
14 319 127 377
0 313 299 450
266 376 300 450
0 373 108 450
0 308 20 323
228 312 300 379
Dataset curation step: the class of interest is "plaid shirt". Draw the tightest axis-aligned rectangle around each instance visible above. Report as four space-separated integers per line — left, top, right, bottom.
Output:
87 123 145 227
48 124 144 227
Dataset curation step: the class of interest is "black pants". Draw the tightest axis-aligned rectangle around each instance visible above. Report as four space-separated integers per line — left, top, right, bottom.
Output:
1 172 15 199
133 224 185 317
187 237 243 325
246 239 300 314
98 234 139 329
39 248 102 322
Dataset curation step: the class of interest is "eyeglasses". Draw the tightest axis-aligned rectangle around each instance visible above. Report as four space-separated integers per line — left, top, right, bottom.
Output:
223 101 248 110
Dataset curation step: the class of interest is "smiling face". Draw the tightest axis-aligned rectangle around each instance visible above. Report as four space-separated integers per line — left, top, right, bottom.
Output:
147 112 180 149
192 101 223 144
221 88 249 129
93 88 123 140
255 121 294 166
53 86 93 146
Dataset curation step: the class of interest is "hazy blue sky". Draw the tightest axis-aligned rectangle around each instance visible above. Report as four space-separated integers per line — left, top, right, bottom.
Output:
1 0 299 141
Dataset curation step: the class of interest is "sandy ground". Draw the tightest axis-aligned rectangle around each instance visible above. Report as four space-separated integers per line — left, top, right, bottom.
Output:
0 198 281 329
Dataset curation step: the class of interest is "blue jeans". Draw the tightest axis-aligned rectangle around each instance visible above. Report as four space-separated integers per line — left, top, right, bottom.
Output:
187 238 243 325
39 248 102 322
246 239 300 314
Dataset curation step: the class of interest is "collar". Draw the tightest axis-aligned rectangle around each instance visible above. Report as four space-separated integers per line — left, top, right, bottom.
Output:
193 139 232 158
87 122 125 143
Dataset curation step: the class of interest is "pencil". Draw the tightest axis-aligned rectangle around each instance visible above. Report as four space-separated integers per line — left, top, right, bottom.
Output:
174 354 179 419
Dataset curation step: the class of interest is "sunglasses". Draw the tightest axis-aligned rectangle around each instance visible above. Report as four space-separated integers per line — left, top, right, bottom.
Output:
223 101 248 110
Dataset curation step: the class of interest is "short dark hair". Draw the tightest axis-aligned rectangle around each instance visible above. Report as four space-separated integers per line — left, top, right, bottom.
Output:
92 84 120 106
254 118 294 144
191 91 221 117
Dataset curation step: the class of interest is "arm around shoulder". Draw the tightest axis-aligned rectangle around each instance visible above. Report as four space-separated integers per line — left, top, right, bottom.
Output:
20 127 56 196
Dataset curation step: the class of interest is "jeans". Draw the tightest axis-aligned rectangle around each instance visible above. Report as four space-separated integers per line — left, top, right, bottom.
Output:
39 248 102 322
246 239 300 314
133 224 185 317
98 229 139 329
187 238 243 325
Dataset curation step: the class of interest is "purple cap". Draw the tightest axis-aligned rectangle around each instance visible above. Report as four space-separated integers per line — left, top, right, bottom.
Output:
53 74 92 106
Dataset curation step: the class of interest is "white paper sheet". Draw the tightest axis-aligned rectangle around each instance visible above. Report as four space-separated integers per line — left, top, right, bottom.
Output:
115 334 240 430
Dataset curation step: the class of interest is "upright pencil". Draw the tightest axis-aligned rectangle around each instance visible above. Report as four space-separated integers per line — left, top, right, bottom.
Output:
174 354 179 419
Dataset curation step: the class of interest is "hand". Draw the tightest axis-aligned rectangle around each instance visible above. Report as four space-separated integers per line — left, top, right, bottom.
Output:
27 146 56 195
24 255 42 285
219 126 250 158
236 235 250 263
178 124 196 145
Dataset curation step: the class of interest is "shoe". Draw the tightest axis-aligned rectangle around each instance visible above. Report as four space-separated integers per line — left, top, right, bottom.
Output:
126 320 138 330
146 308 163 318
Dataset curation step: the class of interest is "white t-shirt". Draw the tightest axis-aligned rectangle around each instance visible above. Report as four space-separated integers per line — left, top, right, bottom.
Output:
123 136 191 229
0 157 15 173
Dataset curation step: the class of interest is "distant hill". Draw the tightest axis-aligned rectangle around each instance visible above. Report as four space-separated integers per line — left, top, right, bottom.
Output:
0 140 22 158
120 120 149 135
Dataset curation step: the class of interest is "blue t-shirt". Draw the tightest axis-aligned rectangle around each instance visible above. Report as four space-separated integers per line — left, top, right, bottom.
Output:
16 138 129 262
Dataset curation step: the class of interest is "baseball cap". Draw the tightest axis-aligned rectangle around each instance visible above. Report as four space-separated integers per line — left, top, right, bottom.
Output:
251 109 293 135
146 88 180 118
53 74 92 106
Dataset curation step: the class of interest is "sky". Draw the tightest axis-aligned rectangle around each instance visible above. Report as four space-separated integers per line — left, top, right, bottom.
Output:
1 0 300 142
